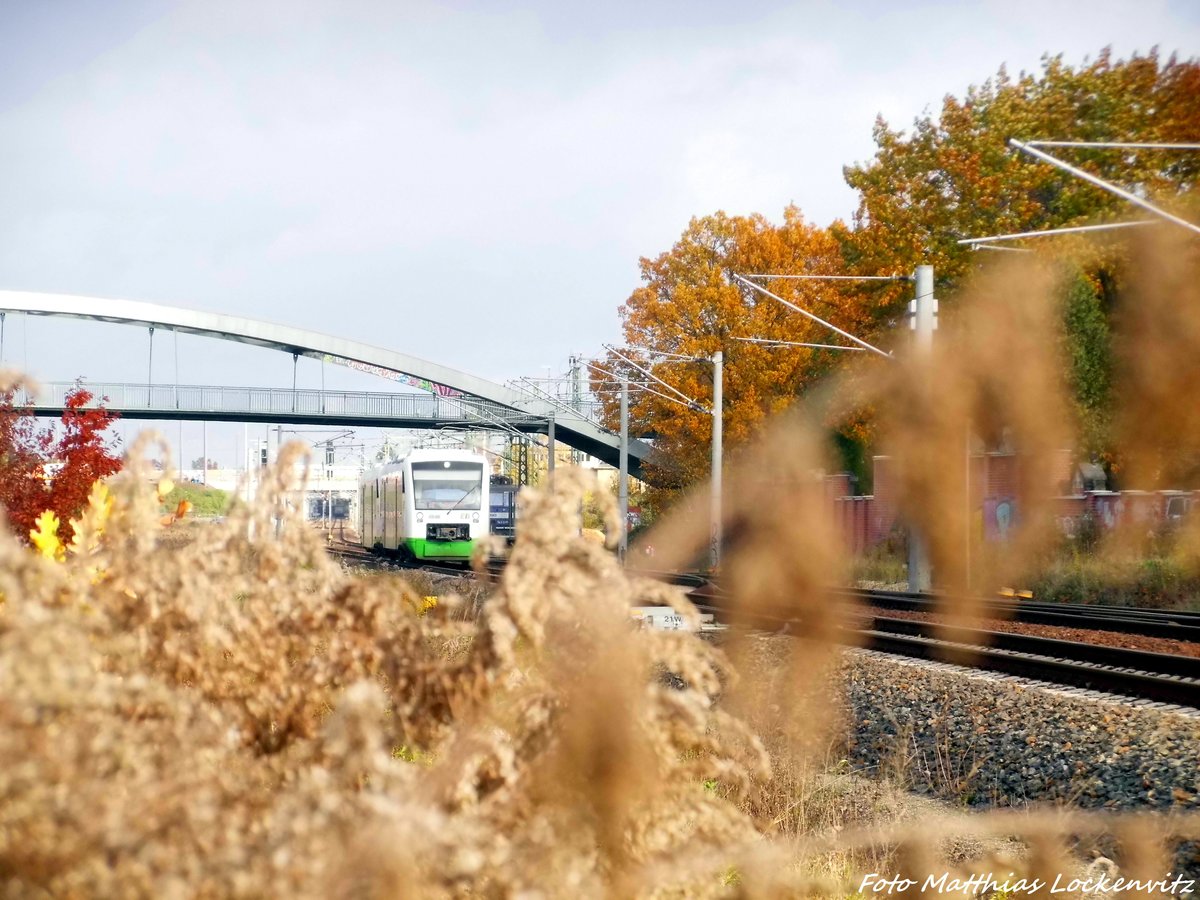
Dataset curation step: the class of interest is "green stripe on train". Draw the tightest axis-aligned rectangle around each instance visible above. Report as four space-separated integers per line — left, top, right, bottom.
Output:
403 539 476 560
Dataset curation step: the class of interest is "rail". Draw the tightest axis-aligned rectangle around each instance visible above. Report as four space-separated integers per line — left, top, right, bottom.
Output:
847 588 1200 643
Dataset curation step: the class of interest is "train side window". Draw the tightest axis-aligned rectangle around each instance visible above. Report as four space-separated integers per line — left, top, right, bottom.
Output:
401 472 406 493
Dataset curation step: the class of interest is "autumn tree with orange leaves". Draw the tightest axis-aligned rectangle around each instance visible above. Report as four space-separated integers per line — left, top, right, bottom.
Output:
597 207 889 497
609 49 1200 503
0 382 123 546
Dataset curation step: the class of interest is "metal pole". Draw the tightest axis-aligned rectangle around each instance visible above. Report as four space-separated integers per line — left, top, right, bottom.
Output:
202 420 207 487
619 376 629 561
710 351 723 571
243 422 250 503
912 264 935 353
907 265 934 591
1009 139 1200 236
547 413 556 480
174 328 181 474
1 312 5 364
965 420 971 590
570 354 583 464
147 326 154 408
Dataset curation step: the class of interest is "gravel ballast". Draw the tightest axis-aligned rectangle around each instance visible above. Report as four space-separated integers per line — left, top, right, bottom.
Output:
842 648 1200 810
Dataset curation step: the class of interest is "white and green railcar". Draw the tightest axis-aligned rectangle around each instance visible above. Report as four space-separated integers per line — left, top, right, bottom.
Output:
359 449 490 562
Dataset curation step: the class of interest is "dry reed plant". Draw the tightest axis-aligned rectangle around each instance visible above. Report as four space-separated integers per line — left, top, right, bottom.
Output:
5 237 1200 896
0 443 775 897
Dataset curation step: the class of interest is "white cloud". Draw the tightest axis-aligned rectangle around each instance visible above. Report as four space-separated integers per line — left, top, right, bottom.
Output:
0 0 1196 397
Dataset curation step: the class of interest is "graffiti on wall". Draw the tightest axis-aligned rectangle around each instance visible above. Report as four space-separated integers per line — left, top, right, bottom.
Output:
321 355 464 398
983 498 1017 541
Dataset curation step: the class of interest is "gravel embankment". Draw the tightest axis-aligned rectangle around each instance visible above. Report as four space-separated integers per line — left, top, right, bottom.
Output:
842 649 1200 810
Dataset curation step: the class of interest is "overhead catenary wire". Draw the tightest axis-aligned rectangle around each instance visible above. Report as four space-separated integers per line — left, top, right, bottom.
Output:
636 347 712 361
731 335 865 351
514 376 597 425
731 273 893 359
1025 140 1200 150
740 273 910 282
1009 138 1200 237
586 361 706 413
959 219 1157 245
601 345 704 409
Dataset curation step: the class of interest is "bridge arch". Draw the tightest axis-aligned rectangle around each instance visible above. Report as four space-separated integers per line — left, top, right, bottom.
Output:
0 290 651 475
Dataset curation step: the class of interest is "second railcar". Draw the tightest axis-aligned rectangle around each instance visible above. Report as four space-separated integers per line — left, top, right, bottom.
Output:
489 474 519 543
360 449 490 562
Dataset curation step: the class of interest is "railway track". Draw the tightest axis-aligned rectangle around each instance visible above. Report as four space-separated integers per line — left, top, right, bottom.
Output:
326 542 1200 708
847 587 1200 643
629 578 1200 709
691 602 1200 708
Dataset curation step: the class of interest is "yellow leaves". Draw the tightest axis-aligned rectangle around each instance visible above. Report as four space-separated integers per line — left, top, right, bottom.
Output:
406 595 438 616
30 510 65 562
418 595 438 615
27 476 193 575
27 481 115 584
65 481 116 585
69 480 113 559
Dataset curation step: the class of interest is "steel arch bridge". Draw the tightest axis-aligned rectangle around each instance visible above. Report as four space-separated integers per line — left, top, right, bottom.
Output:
0 291 651 476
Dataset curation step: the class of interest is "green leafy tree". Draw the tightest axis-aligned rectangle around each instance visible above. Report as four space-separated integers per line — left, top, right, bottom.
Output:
1060 270 1113 462
839 48 1200 299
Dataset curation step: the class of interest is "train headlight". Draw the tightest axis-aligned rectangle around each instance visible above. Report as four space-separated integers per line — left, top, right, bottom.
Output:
416 512 424 523
472 513 479 523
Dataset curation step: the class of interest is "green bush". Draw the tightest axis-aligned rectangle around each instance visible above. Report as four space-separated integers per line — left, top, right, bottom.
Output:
1029 552 1200 610
163 481 230 518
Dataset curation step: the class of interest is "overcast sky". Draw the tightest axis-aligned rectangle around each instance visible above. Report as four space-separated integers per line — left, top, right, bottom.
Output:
1 0 1197 465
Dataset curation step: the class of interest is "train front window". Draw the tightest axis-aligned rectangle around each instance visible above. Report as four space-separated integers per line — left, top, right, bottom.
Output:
412 461 484 510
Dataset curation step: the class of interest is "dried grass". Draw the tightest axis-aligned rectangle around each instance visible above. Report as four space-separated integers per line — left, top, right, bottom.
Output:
4 236 1200 896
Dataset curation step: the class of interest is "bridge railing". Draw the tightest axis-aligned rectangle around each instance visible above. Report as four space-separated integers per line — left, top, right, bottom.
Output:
28 382 551 428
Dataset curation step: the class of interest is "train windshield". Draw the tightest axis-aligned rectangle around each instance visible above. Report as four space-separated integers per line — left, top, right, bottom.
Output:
411 461 484 510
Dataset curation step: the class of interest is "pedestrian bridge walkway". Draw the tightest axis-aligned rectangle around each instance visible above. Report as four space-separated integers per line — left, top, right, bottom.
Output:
0 290 648 474
28 380 555 431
